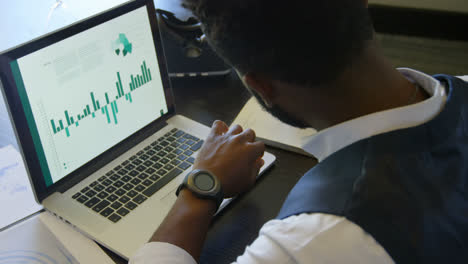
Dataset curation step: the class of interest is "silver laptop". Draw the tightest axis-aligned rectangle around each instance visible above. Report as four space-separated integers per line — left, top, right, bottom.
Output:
0 0 275 259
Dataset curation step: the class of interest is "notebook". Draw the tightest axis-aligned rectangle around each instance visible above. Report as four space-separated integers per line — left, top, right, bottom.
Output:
0 0 275 259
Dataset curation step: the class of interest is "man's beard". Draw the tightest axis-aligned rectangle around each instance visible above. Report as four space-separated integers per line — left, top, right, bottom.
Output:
250 91 309 129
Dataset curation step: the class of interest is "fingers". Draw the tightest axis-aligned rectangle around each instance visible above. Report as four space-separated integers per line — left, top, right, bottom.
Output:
237 128 256 142
248 141 265 160
210 120 229 136
227 124 243 135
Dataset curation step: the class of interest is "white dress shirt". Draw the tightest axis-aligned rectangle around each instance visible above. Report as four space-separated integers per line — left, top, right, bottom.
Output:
130 68 458 264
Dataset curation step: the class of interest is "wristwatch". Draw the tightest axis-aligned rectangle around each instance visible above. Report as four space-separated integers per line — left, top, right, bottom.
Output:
176 169 224 210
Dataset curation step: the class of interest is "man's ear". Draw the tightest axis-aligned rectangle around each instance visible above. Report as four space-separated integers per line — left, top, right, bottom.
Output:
242 73 275 108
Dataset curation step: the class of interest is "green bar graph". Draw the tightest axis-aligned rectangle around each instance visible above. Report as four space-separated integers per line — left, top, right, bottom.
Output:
104 105 111 124
50 120 57 134
50 60 153 137
91 92 97 111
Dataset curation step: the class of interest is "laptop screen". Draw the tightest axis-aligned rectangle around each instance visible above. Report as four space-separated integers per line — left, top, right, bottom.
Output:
8 6 168 187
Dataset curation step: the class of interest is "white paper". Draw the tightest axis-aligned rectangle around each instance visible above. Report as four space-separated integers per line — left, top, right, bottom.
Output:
39 212 116 264
233 97 316 154
0 145 43 229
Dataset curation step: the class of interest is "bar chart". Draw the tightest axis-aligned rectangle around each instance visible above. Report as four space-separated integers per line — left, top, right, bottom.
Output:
49 60 155 137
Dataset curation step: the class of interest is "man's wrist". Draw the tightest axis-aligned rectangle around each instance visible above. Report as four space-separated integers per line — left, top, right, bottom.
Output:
178 188 217 215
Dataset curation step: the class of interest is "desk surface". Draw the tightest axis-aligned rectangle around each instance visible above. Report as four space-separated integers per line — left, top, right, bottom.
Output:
0 1 316 263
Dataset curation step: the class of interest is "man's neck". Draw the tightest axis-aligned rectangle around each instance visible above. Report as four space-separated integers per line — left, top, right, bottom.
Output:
303 43 430 130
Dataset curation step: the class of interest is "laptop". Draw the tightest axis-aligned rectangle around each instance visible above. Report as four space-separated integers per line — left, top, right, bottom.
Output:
0 0 275 259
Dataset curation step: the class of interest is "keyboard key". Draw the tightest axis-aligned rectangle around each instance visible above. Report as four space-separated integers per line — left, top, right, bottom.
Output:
102 179 113 186
110 174 120 181
180 144 189 150
122 160 130 166
105 186 117 193
80 187 90 193
157 151 168 157
100 207 114 217
85 190 97 198
167 153 177 160
137 151 144 155
140 154 150 161
90 181 98 188
98 176 107 182
171 128 178 133
142 179 153 186
129 170 139 177
92 200 110 212
160 158 170 164
121 175 132 182
114 165 122 171
143 160 153 167
130 178 141 185
106 171 114 176
136 165 147 172
153 145 163 151
152 163 162 169
174 130 184 137
171 159 181 166
190 140 204 151
137 172 149 180
125 164 136 171
111 201 123 210
113 180 124 188
177 137 186 143
125 201 138 210
107 194 118 202
127 190 138 198
164 146 174 153
115 189 126 196
147 150 156 156
135 185 145 192
143 168 184 197
108 214 121 223
132 159 143 166
164 164 174 171
164 131 172 137
157 169 167 176
85 197 100 208
186 140 196 146
173 149 183 155
177 154 188 161
167 136 176 142
170 142 181 148
72 193 81 199
117 207 130 216
160 141 169 147
178 162 191 170
97 191 109 199
129 155 138 161
150 156 160 162
183 150 193 156
186 157 195 164
77 195 89 203
145 167 156 174
118 169 128 176
133 194 147 204
150 175 159 181
94 184 105 192
144 146 151 151
119 196 130 203
122 183 134 191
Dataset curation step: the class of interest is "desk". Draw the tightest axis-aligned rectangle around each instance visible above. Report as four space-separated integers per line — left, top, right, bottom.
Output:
0 1 317 263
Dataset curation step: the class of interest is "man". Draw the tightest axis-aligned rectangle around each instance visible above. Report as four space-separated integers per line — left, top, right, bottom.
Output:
131 0 468 263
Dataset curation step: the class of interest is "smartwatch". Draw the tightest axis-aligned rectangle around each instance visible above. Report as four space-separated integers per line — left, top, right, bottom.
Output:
176 169 224 210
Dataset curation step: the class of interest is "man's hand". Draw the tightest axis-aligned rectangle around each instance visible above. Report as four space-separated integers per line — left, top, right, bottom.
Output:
194 120 265 197
149 121 265 261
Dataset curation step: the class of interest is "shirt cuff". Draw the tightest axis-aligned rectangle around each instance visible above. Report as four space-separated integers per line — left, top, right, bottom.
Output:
129 242 197 264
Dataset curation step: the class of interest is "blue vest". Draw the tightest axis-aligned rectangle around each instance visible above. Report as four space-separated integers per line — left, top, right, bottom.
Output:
277 75 468 264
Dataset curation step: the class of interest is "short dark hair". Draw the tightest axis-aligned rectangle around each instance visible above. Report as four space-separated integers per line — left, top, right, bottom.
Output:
182 0 374 85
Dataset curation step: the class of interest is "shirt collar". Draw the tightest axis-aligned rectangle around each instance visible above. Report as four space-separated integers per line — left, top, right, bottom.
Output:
302 68 447 162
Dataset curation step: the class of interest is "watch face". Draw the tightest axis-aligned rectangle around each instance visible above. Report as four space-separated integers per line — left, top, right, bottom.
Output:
194 173 215 191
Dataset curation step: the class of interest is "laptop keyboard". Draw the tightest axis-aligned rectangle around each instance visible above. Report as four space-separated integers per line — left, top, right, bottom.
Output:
71 128 203 223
